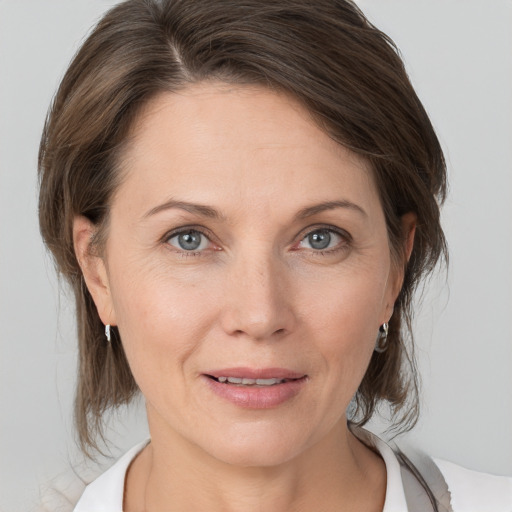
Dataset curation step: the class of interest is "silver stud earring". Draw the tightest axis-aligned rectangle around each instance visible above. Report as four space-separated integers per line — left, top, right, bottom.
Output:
105 324 111 343
374 322 389 353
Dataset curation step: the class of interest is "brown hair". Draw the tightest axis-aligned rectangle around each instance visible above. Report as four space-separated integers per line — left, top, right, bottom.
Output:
38 0 447 455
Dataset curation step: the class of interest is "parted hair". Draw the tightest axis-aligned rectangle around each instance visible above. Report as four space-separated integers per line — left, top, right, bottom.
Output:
38 0 447 455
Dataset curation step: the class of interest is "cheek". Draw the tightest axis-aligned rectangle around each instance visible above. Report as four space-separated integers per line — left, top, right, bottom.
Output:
107 257 218 385
306 263 388 339
301 264 388 384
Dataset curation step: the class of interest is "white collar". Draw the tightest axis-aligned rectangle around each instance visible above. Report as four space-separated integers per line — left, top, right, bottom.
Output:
351 427 409 511
73 431 409 511
73 439 150 512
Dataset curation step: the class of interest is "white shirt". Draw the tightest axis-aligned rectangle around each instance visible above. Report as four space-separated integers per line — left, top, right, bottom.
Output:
73 433 512 512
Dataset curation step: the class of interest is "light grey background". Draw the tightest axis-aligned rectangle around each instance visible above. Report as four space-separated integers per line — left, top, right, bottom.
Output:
1 1 511 511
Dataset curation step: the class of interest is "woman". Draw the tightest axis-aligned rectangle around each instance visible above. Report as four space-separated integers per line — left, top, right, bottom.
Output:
37 0 511 511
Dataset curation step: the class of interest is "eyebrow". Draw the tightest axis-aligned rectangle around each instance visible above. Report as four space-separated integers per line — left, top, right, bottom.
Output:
143 199 224 220
143 199 366 221
296 200 367 219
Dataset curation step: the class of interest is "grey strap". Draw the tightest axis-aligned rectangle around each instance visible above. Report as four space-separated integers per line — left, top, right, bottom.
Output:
394 445 453 512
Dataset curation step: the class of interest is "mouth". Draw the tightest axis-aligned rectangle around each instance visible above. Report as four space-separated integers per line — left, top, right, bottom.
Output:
206 375 303 387
204 367 306 384
203 368 308 408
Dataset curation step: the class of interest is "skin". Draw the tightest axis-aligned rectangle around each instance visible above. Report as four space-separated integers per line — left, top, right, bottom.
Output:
74 82 415 511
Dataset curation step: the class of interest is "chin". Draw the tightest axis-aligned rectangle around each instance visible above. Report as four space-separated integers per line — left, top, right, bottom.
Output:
198 425 314 468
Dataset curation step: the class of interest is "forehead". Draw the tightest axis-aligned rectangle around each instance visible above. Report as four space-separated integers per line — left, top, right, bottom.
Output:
115 82 380 218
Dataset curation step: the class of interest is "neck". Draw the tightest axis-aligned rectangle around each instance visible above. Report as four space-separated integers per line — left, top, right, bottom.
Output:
125 419 386 512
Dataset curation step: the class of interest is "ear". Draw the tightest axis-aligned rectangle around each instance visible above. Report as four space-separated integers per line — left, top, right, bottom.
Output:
385 212 417 319
73 216 116 326
394 211 417 292
401 212 416 264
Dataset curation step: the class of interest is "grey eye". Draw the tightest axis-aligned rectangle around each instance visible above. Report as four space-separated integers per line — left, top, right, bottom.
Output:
307 229 332 250
300 229 342 251
168 230 208 251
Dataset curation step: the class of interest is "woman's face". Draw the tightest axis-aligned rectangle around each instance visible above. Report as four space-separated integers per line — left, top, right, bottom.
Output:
84 83 403 466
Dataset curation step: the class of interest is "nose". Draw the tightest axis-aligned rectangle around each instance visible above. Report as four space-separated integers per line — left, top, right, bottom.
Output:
219 251 296 341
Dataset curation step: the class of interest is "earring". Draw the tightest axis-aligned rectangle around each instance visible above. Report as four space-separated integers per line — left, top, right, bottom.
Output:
374 322 389 353
105 324 111 343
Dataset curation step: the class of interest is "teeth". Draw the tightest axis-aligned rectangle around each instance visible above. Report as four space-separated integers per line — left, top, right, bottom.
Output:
256 378 281 385
217 376 285 386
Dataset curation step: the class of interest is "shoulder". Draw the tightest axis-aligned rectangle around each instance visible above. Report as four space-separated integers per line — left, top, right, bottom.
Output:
72 439 150 512
434 458 512 512
354 426 512 512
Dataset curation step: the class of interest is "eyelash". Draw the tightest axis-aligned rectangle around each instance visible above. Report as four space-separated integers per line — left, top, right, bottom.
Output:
295 225 352 257
162 225 351 258
162 225 215 258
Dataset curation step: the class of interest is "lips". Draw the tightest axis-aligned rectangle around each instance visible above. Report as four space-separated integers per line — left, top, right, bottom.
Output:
213 376 287 386
203 367 308 408
205 367 305 380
